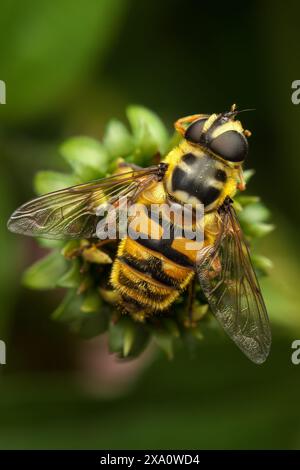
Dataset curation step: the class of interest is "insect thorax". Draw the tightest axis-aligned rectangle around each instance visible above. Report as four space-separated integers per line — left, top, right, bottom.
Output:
164 144 230 212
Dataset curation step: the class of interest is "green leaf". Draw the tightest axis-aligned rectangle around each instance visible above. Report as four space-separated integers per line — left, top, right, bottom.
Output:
190 326 204 341
108 319 125 354
243 169 255 184
60 137 109 181
233 200 243 212
34 171 79 195
235 195 260 207
109 317 149 358
37 238 65 249
61 240 80 258
239 202 271 224
161 318 180 338
251 254 273 276
153 331 174 359
22 251 68 290
242 222 275 238
123 323 136 357
57 260 82 288
80 290 102 313
239 202 274 238
70 310 108 338
103 119 134 158
127 105 169 162
52 290 83 322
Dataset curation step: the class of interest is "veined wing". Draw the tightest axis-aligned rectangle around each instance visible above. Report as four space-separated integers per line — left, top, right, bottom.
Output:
196 200 271 364
7 166 163 239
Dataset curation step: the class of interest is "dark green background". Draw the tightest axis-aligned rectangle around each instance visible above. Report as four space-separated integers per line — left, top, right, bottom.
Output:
1 0 300 449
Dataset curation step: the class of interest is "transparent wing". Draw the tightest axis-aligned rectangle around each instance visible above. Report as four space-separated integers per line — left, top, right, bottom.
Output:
7 166 161 239
196 201 271 364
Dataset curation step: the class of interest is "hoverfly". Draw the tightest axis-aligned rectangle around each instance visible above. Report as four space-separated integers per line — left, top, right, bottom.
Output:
8 104 271 363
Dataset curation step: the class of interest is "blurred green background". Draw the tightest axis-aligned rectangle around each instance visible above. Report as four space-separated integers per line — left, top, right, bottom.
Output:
1 0 300 450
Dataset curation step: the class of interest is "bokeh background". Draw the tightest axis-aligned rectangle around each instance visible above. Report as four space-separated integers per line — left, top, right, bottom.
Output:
1 0 300 449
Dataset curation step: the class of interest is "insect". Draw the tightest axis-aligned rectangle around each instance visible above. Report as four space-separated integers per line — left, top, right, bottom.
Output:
7 104 271 363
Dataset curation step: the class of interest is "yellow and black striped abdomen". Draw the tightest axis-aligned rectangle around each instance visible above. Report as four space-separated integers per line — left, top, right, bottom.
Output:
109 191 203 319
110 237 195 319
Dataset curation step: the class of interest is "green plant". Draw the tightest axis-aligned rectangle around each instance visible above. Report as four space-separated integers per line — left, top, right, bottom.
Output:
22 106 274 359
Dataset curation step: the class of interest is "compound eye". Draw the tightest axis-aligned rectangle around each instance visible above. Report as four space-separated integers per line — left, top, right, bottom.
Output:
209 130 248 162
185 118 207 144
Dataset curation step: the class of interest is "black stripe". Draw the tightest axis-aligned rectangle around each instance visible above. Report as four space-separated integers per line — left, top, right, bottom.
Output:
215 168 227 182
172 167 220 206
120 293 148 311
200 186 221 206
134 236 194 268
129 204 195 268
119 254 180 288
182 152 198 165
172 167 187 193
118 271 170 302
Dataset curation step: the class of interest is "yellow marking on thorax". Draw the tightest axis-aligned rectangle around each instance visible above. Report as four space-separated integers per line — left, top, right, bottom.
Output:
214 168 238 208
138 181 166 205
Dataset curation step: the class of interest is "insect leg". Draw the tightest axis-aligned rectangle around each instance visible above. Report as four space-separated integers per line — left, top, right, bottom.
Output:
174 114 204 135
64 239 115 264
185 276 197 324
116 159 143 171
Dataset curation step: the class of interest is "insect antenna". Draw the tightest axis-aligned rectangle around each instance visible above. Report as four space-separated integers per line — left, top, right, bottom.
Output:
227 107 256 119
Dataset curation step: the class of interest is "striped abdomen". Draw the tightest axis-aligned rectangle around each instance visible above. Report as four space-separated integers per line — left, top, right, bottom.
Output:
111 238 195 318
110 205 200 318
